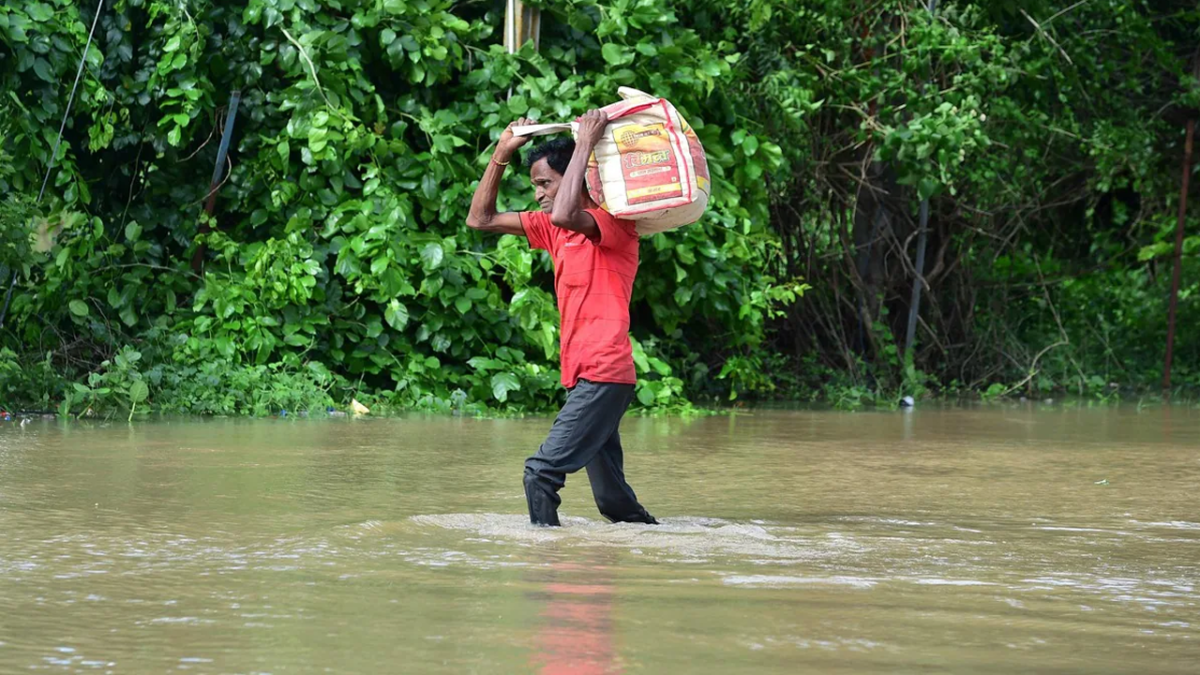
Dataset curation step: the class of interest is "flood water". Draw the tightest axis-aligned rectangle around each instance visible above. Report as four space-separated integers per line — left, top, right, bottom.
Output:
1 406 1198 673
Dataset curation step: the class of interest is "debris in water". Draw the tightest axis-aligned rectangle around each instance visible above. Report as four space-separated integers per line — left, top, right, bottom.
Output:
351 399 371 416
1094 479 1109 486
900 396 915 408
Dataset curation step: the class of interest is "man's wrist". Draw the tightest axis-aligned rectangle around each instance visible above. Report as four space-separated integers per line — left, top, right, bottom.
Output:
492 147 515 165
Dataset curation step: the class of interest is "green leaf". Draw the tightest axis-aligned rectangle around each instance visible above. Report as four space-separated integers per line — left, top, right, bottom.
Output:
455 296 472 314
699 60 722 77
32 57 54 83
491 372 521 402
164 35 181 53
384 299 409 330
917 176 940 201
431 334 451 352
674 286 692 305
69 300 89 317
1138 242 1172 262
601 43 630 66
468 357 506 372
309 127 328 153
370 255 388 276
119 305 137 327
761 142 783 167
743 135 759 156
125 221 142 242
128 380 149 405
636 384 656 407
744 160 763 180
421 242 444 269
635 42 658 57
27 3 54 21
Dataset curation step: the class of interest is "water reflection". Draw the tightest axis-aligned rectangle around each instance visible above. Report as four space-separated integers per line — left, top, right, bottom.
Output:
528 552 620 675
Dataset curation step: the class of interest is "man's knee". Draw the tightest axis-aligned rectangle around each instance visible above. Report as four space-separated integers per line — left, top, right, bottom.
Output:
523 463 540 487
524 460 561 492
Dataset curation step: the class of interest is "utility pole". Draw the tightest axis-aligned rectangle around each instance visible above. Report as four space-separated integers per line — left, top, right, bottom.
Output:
1162 57 1199 396
903 0 939 357
504 0 540 54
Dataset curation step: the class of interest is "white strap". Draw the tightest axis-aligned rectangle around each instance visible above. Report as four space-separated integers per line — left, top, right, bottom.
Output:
617 86 654 101
512 122 576 137
512 88 657 137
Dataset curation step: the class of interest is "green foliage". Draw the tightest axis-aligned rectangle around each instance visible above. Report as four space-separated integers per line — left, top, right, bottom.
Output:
1 0 1198 417
710 0 1200 402
0 0 797 416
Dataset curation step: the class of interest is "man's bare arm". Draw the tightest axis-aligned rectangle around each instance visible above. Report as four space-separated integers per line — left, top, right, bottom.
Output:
549 110 607 241
466 118 530 236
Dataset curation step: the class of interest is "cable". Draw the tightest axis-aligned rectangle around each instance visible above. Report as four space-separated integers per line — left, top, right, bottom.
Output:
0 0 105 331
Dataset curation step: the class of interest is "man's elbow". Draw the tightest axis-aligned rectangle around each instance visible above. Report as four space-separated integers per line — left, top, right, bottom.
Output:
465 215 486 231
549 210 573 230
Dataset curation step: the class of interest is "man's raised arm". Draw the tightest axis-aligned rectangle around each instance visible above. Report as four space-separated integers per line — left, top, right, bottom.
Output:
549 110 606 241
466 118 531 236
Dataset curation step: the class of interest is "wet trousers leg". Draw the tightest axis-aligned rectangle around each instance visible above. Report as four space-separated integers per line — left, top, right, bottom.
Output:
523 380 657 526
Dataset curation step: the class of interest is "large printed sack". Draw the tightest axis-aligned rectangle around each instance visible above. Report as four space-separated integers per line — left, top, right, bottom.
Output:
513 87 710 235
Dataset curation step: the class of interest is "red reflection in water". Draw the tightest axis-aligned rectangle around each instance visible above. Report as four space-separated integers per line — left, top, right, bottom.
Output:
530 561 620 675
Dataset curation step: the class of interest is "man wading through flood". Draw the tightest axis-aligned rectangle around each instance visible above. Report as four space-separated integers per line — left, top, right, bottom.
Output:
466 110 658 527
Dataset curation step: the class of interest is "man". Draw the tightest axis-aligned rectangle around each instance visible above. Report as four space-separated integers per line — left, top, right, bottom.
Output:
466 110 658 527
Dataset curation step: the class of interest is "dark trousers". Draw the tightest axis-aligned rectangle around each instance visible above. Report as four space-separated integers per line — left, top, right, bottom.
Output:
524 380 657 526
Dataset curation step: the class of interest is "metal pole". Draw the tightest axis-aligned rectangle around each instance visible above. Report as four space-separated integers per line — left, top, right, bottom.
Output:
904 199 930 354
903 0 938 356
503 0 540 101
190 91 242 274
0 0 105 331
503 0 540 54
1163 117 1194 395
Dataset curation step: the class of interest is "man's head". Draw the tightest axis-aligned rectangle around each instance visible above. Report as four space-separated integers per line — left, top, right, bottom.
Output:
526 138 575 212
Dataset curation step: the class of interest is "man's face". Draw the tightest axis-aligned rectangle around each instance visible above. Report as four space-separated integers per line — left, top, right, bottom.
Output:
530 158 562 212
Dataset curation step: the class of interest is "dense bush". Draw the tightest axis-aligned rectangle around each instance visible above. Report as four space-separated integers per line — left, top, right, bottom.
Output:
1 0 1197 417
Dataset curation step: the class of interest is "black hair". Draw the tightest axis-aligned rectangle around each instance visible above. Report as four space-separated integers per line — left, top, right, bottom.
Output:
525 137 575 176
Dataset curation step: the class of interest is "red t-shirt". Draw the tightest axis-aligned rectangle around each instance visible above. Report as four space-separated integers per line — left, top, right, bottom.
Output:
519 209 639 389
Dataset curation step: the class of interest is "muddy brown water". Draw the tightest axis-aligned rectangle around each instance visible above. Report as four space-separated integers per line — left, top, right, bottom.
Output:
1 406 1197 673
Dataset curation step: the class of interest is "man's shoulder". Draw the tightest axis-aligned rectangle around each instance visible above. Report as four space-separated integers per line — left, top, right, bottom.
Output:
584 209 639 251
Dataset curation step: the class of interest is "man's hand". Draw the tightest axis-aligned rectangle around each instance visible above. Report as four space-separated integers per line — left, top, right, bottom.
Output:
496 117 534 159
576 109 609 148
